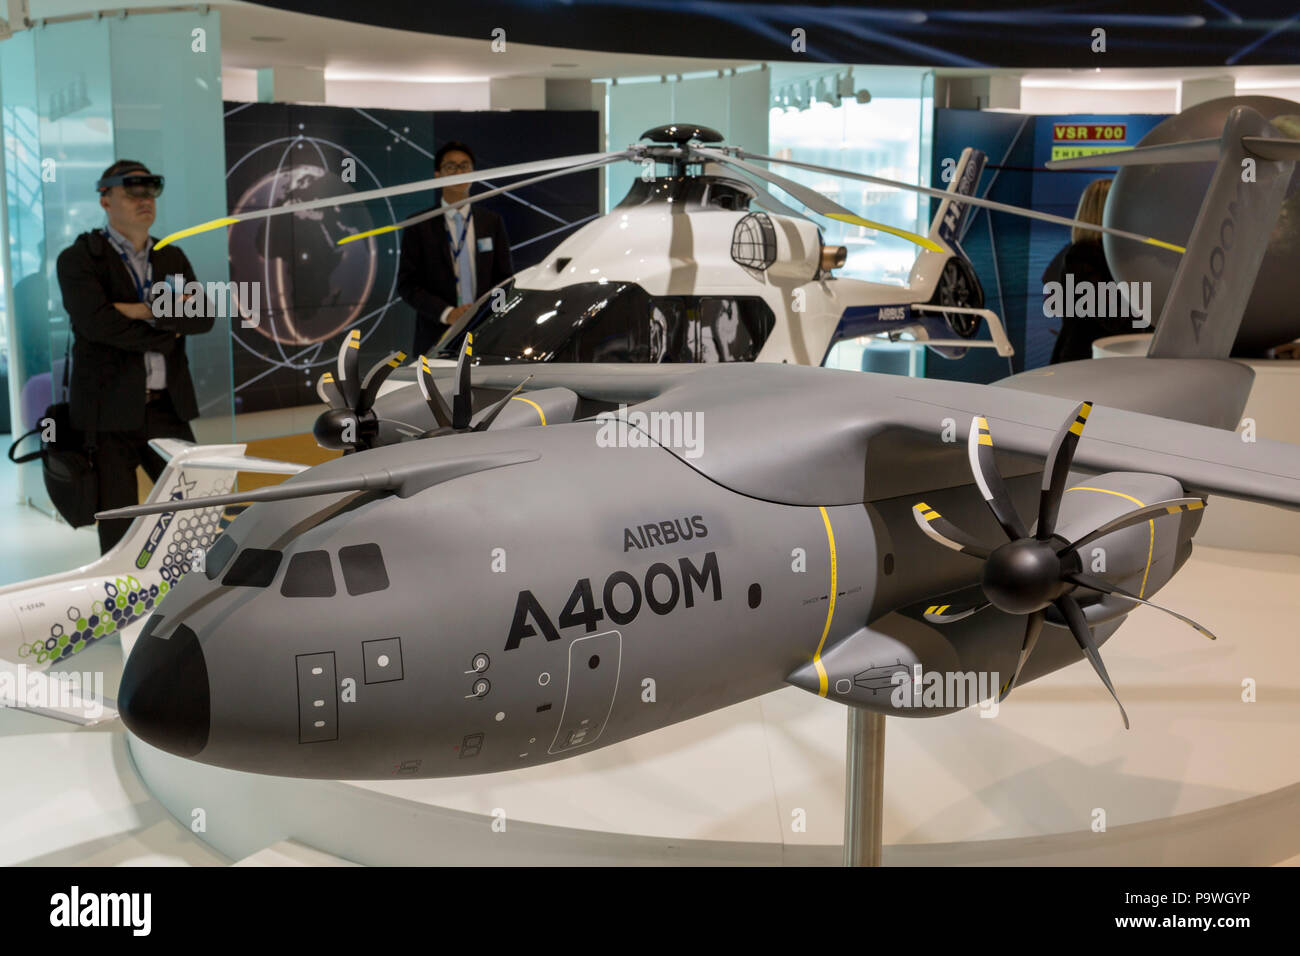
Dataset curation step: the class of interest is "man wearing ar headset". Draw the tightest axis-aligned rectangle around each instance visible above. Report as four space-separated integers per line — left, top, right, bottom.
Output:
55 160 214 554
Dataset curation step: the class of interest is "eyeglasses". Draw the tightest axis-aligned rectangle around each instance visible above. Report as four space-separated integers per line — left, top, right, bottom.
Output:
97 173 165 199
439 161 473 173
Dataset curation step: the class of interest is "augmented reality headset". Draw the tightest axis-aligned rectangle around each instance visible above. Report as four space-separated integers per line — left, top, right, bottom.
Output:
96 173 165 198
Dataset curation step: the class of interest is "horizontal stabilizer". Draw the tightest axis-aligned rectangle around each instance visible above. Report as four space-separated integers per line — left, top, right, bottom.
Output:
147 439 308 475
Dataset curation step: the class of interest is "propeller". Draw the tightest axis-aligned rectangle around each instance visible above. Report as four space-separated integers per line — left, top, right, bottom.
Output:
312 330 409 453
910 401 1214 728
414 335 534 438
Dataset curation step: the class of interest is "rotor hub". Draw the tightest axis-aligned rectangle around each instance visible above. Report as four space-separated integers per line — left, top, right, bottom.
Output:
982 538 1068 615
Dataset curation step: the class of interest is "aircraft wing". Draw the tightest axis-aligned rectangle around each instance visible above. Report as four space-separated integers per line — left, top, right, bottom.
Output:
886 379 1300 512
388 362 700 404
0 656 118 726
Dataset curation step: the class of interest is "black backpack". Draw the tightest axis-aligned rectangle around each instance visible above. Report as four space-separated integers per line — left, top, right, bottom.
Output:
6 345 98 528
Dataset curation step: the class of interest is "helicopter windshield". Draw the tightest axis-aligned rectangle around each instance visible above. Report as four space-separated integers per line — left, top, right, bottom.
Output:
433 280 775 364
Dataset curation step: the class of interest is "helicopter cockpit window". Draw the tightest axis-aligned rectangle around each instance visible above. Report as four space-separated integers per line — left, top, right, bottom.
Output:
656 297 775 363
280 550 337 598
435 281 775 366
205 534 238 581
222 548 283 588
339 543 390 596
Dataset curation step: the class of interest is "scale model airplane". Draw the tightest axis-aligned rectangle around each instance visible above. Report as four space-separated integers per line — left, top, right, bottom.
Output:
0 441 303 723
105 107 1299 779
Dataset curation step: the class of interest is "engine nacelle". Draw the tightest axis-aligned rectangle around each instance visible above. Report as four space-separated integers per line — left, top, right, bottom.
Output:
1053 471 1201 625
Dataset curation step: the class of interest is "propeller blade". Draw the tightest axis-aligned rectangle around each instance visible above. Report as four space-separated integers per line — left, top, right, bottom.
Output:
316 372 346 409
1055 593 1129 729
1036 401 1093 540
693 147 945 252
336 329 362 409
417 356 454 429
1068 572 1217 641
152 150 624 249
911 502 991 559
1062 498 1206 556
736 150 1186 254
923 602 989 624
472 376 535 432
357 350 407 416
998 608 1046 702
968 415 1027 541
338 154 629 246
453 334 474 430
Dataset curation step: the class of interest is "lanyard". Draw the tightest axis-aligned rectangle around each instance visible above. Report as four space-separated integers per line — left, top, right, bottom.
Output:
447 209 471 268
102 228 153 302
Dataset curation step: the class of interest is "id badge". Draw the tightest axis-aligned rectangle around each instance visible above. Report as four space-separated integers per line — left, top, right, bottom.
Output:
477 237 493 253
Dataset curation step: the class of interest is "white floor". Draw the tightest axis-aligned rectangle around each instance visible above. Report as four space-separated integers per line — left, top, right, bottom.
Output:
1 462 1298 864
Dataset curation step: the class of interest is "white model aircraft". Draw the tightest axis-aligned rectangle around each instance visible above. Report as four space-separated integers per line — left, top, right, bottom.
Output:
0 440 304 723
418 144 1012 369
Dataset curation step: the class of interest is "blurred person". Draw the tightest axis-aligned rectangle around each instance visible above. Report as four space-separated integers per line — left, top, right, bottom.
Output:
397 141 513 357
1043 178 1137 363
56 160 213 553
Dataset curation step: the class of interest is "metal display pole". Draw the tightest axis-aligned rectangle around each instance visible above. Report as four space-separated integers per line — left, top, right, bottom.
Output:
843 709 886 866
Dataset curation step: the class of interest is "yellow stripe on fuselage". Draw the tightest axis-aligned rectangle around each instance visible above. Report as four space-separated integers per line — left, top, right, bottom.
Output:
814 506 838 697
1065 486 1154 597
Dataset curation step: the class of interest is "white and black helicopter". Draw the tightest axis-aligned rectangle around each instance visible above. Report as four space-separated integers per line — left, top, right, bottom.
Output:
158 123 1186 438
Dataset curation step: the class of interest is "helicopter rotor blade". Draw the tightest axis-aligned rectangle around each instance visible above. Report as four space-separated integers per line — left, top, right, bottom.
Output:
694 147 944 252
339 154 630 246
736 150 1186 254
153 150 625 249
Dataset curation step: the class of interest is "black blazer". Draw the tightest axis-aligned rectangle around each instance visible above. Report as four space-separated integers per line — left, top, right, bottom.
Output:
396 203 513 357
56 230 213 433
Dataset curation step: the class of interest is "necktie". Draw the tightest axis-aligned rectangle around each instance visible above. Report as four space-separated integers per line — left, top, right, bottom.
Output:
452 211 474 307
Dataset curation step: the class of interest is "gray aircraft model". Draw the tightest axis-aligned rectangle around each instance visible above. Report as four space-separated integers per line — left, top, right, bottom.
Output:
103 107 1300 780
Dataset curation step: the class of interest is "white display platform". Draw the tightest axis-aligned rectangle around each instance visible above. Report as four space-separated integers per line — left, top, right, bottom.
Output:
99 545 1300 866
1093 334 1300 556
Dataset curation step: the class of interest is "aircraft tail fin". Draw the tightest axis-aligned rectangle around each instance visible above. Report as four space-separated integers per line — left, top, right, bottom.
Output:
1047 106 1299 360
96 440 306 582
928 147 988 252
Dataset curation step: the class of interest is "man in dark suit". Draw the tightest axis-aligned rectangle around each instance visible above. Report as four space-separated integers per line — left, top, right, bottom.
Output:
397 141 514 357
56 160 214 553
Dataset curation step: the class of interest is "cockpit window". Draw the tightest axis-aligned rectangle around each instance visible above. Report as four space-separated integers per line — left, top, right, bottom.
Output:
434 280 774 364
339 543 389 596
205 534 237 581
222 548 283 588
280 550 336 598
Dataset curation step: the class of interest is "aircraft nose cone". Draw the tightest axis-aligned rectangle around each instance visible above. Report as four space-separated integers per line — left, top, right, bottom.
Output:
119 619 210 757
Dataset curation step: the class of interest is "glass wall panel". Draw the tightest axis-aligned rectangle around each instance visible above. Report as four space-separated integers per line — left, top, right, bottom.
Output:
109 10 232 441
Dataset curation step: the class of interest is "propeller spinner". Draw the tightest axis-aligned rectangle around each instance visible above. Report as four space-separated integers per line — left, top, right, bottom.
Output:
912 401 1214 729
